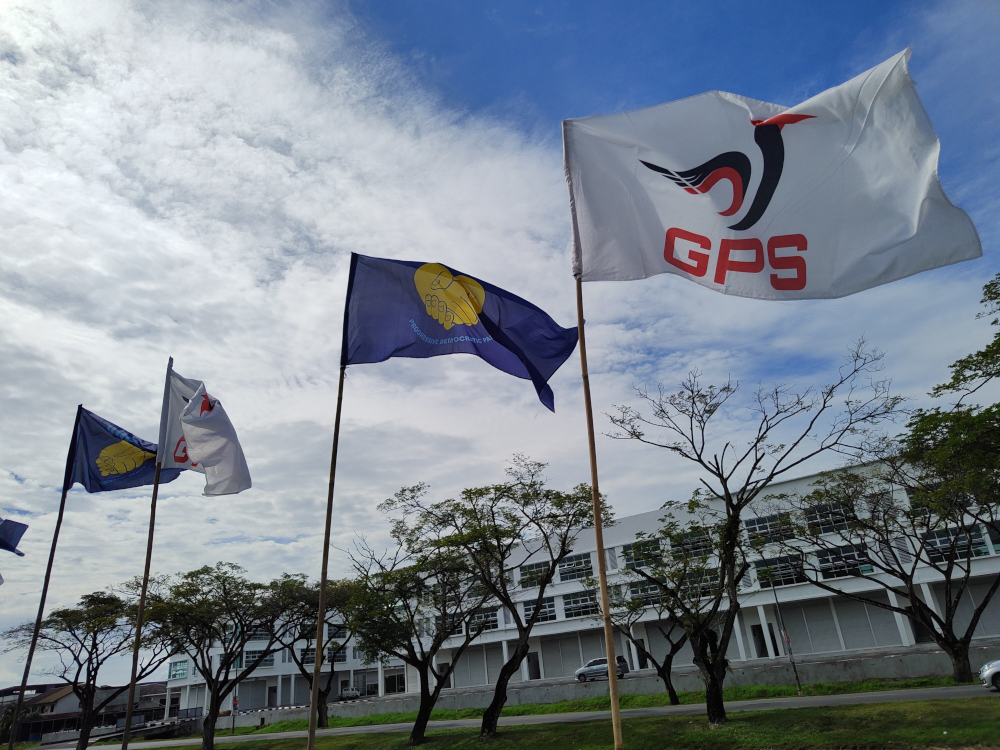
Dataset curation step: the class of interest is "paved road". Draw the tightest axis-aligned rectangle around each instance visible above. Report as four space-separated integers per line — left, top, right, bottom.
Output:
91 684 993 749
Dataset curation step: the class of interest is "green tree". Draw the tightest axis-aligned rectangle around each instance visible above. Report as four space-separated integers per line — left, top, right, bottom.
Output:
768 276 1000 683
0 705 40 745
380 457 601 739
768 465 998 683
147 563 288 750
597 531 704 705
270 575 356 728
609 342 901 726
2 589 169 750
343 527 491 745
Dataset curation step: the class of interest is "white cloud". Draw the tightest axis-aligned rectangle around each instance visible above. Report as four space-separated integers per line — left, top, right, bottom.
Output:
0 0 996 687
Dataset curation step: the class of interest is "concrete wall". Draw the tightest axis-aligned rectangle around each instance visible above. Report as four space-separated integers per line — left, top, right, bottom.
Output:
218 638 1000 727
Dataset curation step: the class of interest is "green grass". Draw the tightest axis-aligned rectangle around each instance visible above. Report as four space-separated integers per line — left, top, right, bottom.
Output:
166 695 1000 749
115 674 963 744
222 675 956 733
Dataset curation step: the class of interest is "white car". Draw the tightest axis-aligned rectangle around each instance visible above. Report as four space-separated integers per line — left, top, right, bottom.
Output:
980 659 1000 690
575 656 628 682
340 686 361 700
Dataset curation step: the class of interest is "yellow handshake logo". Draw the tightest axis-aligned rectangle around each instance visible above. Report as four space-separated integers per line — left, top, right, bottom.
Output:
414 263 485 331
96 440 155 477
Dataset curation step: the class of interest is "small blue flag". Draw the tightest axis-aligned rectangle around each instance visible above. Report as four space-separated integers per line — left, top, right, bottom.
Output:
0 517 28 556
343 254 579 411
67 408 181 493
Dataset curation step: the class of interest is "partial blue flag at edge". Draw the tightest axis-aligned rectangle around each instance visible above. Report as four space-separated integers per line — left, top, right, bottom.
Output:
343 254 579 411
67 407 181 493
0 517 28 556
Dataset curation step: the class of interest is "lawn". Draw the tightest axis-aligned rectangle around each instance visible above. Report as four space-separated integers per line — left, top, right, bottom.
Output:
219 675 960 734
164 695 1000 749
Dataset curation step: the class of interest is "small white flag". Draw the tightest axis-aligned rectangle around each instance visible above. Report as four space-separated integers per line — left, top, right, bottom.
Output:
179 384 252 496
158 363 251 495
563 50 980 298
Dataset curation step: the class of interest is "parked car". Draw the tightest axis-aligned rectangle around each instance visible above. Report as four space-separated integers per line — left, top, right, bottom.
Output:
575 656 627 682
340 686 361 700
980 659 1000 690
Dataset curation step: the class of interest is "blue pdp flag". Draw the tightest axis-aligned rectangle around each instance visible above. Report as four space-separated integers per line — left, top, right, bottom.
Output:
0 517 28 556
343 254 579 410
67 408 181 493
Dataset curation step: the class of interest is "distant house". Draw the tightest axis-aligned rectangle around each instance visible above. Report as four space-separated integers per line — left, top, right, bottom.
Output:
0 682 167 743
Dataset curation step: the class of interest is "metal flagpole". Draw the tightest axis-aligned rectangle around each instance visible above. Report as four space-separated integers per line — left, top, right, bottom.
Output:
769 578 803 695
6 405 82 750
575 277 624 750
121 358 174 750
306 363 347 750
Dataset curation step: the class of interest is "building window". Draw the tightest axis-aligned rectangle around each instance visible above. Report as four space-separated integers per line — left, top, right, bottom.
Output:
167 661 188 680
558 553 593 582
329 647 347 664
621 540 662 570
817 544 874 579
327 624 348 640
300 648 316 666
670 530 713 558
523 597 557 622
435 613 464 636
805 503 856 535
744 514 794 545
629 581 663 607
244 650 274 668
562 591 599 618
246 628 270 642
923 527 990 563
679 568 720 600
987 522 1000 551
755 556 807 588
519 561 550 589
470 608 499 631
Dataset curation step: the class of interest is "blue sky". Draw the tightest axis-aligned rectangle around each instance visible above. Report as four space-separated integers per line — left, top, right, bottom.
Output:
0 0 997 684
347 3 963 136
344 0 997 258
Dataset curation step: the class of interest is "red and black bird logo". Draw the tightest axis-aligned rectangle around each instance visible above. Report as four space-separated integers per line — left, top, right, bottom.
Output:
640 113 814 231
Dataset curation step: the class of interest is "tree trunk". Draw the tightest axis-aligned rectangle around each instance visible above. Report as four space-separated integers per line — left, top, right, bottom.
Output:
655 660 680 706
200 695 220 750
317 684 331 728
75 695 95 750
940 639 975 683
704 670 727 728
691 631 728 728
409 667 439 746
480 642 528 738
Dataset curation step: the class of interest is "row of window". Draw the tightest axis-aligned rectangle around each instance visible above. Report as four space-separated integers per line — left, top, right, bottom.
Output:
518 518 997 590
239 624 349 642
438 592 602 639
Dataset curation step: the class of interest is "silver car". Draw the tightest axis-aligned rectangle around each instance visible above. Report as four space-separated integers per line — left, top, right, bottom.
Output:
575 656 627 682
980 659 1000 690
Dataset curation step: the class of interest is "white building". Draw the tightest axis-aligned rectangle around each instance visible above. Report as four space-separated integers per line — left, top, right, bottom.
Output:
165 468 1000 709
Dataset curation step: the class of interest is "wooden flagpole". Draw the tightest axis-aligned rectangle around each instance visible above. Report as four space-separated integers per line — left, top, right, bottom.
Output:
575 277 624 750
6 405 82 750
121 358 174 750
119 463 162 750
306 363 347 750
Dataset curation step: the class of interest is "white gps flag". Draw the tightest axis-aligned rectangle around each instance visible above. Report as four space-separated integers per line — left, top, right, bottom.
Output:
563 50 980 298
158 362 251 495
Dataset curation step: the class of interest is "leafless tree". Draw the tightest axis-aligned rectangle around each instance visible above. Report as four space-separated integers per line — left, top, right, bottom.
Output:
607 341 902 726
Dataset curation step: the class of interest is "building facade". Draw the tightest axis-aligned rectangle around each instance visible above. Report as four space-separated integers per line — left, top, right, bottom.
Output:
165 468 1000 708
